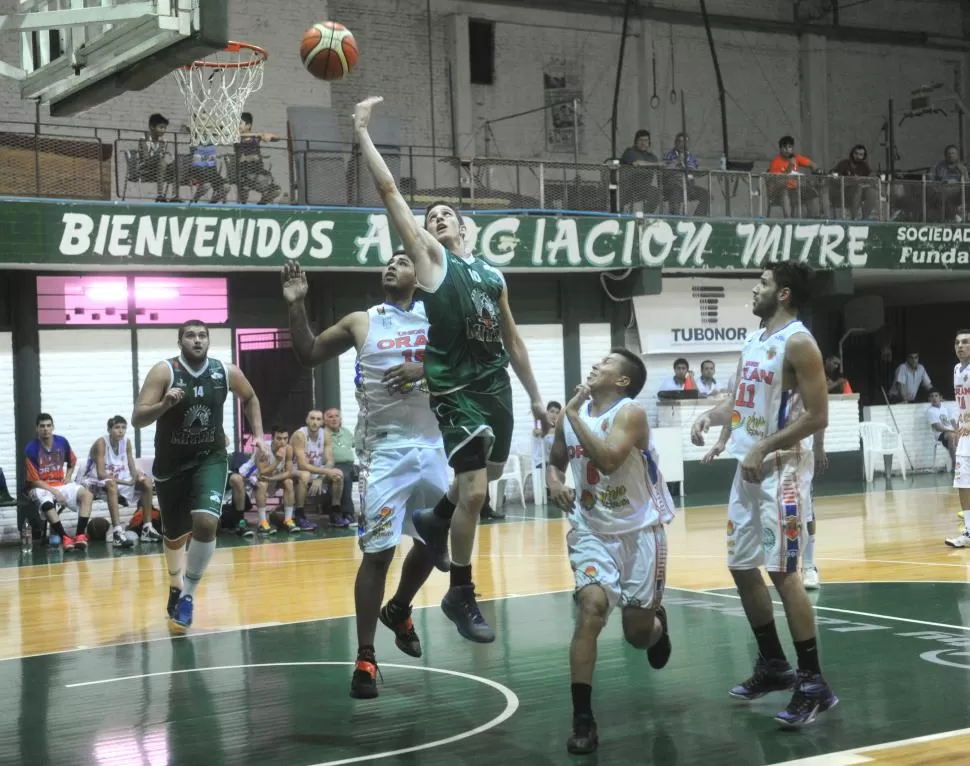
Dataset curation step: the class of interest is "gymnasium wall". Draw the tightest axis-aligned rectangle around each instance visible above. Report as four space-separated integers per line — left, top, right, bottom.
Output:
0 0 962 181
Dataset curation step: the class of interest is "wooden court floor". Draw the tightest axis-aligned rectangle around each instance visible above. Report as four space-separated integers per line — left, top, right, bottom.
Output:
2 474 970 765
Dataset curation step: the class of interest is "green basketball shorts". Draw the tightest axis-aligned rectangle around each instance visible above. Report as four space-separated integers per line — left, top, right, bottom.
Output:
154 450 228 541
429 371 514 469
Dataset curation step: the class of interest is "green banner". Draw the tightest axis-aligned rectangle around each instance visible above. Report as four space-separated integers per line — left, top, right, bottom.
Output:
1 197 968 270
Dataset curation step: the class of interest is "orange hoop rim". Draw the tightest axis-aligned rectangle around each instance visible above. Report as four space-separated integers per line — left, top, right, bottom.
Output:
180 41 268 71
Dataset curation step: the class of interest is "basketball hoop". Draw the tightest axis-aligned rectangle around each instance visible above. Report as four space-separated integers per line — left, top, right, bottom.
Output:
174 41 268 146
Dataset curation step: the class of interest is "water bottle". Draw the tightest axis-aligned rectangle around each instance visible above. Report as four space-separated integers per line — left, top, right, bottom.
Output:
21 522 32 554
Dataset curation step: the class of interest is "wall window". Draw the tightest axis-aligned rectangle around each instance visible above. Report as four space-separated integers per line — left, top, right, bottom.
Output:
36 276 228 326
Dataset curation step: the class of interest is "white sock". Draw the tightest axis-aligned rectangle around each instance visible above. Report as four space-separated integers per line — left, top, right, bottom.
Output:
164 545 186 589
182 538 217 598
257 506 268 524
803 533 816 569
284 505 294 522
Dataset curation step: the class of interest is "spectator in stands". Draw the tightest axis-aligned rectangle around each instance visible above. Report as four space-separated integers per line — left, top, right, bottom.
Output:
238 425 297 534
236 112 282 205
24 413 93 551
824 356 853 394
829 144 877 220
926 388 957 465
696 360 724 397
291 409 342 529
889 351 932 403
189 143 228 204
619 129 661 213
532 401 563 469
138 113 177 202
662 133 709 216
767 135 824 218
323 408 356 526
657 357 691 395
931 144 969 222
224 450 256 538
80 415 161 547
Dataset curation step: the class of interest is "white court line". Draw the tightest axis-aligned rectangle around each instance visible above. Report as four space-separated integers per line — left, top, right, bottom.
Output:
771 726 970 765
685 586 970 632
65 661 519 766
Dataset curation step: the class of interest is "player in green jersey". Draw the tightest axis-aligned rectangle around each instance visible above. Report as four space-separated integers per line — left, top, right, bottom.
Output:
354 95 549 643
132 319 270 634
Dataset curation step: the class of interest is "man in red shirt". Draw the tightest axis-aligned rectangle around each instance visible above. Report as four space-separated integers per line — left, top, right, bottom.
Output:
767 135 822 218
24 413 94 551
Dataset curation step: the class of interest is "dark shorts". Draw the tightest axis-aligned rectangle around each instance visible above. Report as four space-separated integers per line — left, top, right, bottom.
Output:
429 373 514 468
155 450 228 540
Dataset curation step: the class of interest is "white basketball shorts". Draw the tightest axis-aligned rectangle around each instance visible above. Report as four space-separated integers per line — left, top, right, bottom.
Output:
84 476 142 506
955 436 970 490
568 523 668 618
357 445 450 554
29 482 84 512
726 449 814 573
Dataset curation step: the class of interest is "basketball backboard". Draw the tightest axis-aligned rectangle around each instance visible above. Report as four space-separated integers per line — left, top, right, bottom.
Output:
0 0 228 116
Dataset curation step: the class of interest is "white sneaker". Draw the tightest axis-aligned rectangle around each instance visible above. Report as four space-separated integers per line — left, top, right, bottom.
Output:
802 567 821 590
141 523 162 543
112 526 133 548
945 532 970 548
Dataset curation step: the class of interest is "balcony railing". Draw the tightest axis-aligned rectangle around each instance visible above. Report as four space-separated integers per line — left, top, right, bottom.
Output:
0 119 964 223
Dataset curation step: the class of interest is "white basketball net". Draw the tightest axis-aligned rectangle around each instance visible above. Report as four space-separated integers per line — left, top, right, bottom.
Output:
174 43 267 146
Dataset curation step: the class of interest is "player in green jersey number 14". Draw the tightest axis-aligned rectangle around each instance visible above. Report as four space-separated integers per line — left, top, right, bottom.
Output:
132 320 270 635
354 95 550 644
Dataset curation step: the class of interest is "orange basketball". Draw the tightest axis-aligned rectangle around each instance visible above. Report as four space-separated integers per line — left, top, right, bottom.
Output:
300 21 359 81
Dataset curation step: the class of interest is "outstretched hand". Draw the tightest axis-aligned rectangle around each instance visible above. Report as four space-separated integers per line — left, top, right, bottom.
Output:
353 96 384 132
281 261 308 304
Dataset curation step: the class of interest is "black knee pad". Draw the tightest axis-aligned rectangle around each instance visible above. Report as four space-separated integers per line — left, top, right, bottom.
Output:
40 502 55 513
450 437 488 474
160 508 192 542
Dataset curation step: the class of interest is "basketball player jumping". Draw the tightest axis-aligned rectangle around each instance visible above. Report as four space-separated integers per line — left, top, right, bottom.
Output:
691 263 838 727
546 349 675 755
132 320 270 633
943 330 970 548
282 253 449 699
354 95 549 643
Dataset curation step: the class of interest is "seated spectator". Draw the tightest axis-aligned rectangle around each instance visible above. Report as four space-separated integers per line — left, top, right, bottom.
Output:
926 388 957 464
532 401 563 469
235 112 282 204
619 129 662 213
291 409 342 529
829 144 877 220
824 356 853 394
138 113 177 202
930 144 969 222
323 408 357 526
24 413 93 551
767 135 824 218
889 351 932 403
657 358 691 395
662 133 709 216
189 143 228 204
695 360 725 397
80 415 161 547
224 450 255 538
238 426 297 534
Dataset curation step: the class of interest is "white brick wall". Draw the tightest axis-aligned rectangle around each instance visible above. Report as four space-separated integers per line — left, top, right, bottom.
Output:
0 0 961 183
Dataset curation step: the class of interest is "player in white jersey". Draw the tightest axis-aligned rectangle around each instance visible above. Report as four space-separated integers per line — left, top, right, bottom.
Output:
943 330 970 547
691 263 837 728
82 415 161 546
546 348 675 755
290 410 343 530
282 251 448 700
236 425 296 534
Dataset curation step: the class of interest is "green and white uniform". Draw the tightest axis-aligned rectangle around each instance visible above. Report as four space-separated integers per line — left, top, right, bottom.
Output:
153 355 229 539
419 244 514 466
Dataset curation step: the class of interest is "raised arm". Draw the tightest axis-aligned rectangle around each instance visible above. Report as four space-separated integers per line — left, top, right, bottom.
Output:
352 96 442 287
132 362 180 428
497 283 547 425
565 400 647 476
281 261 361 366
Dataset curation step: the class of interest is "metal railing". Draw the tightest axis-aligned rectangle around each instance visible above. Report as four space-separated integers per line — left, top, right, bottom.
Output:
0 119 967 222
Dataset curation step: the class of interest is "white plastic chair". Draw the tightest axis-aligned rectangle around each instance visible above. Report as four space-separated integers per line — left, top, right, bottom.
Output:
932 438 953 472
859 422 907 482
490 454 526 511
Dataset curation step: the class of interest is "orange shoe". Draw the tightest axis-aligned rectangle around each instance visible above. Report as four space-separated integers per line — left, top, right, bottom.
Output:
73 533 89 550
349 654 379 699
61 535 75 551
